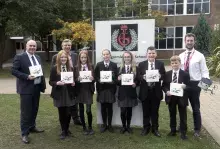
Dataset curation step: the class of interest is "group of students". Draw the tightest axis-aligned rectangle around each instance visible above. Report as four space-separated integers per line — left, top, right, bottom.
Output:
49 33 209 141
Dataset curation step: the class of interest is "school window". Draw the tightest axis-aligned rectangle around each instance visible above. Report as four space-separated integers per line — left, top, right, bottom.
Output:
187 0 210 14
155 27 183 50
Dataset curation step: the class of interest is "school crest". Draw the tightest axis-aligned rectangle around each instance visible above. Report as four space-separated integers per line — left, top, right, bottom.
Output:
111 24 138 51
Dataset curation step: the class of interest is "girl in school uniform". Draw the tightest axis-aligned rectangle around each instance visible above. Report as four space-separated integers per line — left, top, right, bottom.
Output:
95 49 118 133
117 51 139 134
49 50 76 139
74 51 95 135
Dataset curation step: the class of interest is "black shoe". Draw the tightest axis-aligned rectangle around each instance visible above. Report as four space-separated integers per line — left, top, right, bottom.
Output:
194 130 200 137
108 126 114 133
100 125 107 133
83 126 89 135
120 127 127 134
88 127 95 135
167 131 176 136
152 130 161 137
127 127 133 134
181 134 188 140
66 130 72 137
60 131 66 140
141 128 150 136
30 127 44 133
74 119 82 125
21 135 30 144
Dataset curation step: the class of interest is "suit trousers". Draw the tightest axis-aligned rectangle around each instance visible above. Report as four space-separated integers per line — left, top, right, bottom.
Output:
20 85 40 136
142 88 161 130
168 97 187 133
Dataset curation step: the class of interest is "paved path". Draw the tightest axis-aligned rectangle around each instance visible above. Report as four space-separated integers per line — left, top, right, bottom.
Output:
0 77 220 145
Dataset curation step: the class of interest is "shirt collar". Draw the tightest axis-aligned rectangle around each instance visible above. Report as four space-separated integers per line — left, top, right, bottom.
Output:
148 60 155 64
172 69 180 74
81 64 87 67
104 61 110 66
26 51 34 58
185 48 195 53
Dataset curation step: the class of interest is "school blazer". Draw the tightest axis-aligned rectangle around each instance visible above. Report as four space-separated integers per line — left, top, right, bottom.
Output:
137 60 166 101
162 69 190 106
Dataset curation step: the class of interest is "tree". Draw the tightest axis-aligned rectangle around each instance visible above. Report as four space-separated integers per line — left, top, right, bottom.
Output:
52 19 95 49
192 14 212 55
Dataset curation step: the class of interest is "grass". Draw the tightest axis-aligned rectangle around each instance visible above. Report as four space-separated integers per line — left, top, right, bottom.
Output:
0 94 219 149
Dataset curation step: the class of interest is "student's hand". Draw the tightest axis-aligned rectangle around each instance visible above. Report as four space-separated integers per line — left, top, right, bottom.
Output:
118 75 121 81
181 84 186 89
132 83 136 88
28 75 35 80
71 82 75 86
143 74 146 80
57 81 65 86
78 76 82 81
166 91 171 96
158 74 161 79
90 76 94 81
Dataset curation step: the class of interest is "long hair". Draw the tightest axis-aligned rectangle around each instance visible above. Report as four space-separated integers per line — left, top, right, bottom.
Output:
56 50 71 75
76 51 93 74
119 51 136 75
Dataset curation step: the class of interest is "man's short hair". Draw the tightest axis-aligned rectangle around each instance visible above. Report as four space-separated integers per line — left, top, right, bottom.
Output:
170 55 181 63
62 39 72 46
185 33 196 41
147 46 156 52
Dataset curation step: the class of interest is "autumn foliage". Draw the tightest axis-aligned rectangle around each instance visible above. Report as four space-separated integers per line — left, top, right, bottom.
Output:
52 19 95 45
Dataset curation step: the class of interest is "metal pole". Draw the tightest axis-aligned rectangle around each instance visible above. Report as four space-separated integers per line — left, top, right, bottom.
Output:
173 0 176 55
91 0 95 65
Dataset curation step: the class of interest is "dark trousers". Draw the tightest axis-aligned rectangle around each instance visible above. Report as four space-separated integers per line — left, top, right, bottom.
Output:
70 104 80 121
79 103 92 128
168 97 187 134
58 107 71 132
120 107 132 128
20 85 40 136
188 81 201 131
142 88 161 130
101 103 113 126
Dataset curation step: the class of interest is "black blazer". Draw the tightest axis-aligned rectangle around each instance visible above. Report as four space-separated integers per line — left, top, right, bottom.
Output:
162 69 190 106
137 60 166 101
51 51 78 67
11 52 46 94
94 61 118 94
117 66 139 100
49 66 75 100
74 64 95 96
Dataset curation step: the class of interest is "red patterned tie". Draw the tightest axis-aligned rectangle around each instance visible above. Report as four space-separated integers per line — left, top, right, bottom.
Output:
185 52 191 72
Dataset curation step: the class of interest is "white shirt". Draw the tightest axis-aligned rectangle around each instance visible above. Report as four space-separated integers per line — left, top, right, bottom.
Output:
81 64 88 71
125 64 131 73
26 51 39 66
179 49 209 81
61 65 67 72
172 69 180 83
104 61 110 67
148 61 155 70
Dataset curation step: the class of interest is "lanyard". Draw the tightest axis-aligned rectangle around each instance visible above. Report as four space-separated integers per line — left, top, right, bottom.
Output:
184 50 195 70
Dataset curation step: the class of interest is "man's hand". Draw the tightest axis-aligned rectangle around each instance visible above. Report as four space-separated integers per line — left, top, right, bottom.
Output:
166 91 171 96
28 75 35 80
181 84 186 89
118 75 121 81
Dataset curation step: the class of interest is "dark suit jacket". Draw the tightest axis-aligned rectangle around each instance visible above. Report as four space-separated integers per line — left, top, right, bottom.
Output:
51 51 78 67
137 60 166 101
117 66 139 100
11 52 46 94
162 69 190 106
49 66 75 100
74 64 95 96
94 61 118 94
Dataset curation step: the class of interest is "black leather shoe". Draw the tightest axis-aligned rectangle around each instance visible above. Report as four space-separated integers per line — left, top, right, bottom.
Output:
60 131 66 140
88 127 95 135
120 127 127 134
167 131 176 136
181 134 188 140
127 127 133 134
141 128 150 136
74 119 82 125
152 130 161 137
66 130 72 137
21 135 30 144
100 125 107 133
83 126 89 135
108 126 114 133
30 127 44 133
194 130 200 137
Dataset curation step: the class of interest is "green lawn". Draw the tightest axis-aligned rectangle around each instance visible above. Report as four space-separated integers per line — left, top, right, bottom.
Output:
0 94 219 149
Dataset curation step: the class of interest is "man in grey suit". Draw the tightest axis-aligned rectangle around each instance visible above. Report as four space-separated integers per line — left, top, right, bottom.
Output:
51 39 81 125
12 40 46 144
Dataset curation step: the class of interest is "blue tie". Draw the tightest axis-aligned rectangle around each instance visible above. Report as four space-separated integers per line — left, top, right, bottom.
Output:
31 56 37 66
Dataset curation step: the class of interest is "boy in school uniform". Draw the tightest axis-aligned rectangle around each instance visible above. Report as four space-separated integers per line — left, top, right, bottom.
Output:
162 55 190 140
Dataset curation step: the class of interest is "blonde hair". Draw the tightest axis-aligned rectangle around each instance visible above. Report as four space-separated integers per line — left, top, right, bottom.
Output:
170 55 181 63
119 51 136 75
61 39 72 46
56 50 71 74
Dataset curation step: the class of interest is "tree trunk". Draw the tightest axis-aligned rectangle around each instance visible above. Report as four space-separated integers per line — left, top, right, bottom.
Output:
0 26 6 70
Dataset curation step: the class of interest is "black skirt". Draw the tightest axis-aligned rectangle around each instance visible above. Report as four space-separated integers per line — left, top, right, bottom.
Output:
118 96 138 107
76 83 93 104
97 89 116 103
